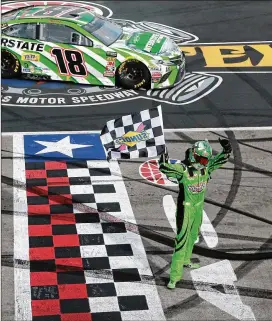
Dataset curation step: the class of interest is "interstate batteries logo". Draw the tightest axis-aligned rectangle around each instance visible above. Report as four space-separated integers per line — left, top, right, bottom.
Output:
1 0 271 108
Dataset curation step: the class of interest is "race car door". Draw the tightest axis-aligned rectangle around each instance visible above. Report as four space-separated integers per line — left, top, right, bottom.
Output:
39 22 115 86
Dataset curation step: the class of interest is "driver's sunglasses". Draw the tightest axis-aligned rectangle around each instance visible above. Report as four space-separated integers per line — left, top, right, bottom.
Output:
194 153 209 165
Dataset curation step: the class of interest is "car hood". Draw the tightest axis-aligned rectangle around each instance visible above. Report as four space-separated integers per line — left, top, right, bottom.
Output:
112 30 180 56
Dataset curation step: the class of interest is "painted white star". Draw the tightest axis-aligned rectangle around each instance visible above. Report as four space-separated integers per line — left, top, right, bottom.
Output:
34 136 93 158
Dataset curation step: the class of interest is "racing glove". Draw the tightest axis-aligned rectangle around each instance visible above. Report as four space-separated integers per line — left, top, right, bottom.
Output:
219 138 232 154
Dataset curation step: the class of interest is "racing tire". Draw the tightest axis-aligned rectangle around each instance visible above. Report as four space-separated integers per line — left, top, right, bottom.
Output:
116 59 151 90
1 50 21 79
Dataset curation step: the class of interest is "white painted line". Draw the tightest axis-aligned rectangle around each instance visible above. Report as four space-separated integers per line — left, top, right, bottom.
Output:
13 134 32 321
2 126 272 137
201 210 218 248
191 260 256 321
163 195 218 248
162 195 177 233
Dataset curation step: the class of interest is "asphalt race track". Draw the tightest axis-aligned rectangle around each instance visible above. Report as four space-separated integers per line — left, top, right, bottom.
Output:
1 1 272 321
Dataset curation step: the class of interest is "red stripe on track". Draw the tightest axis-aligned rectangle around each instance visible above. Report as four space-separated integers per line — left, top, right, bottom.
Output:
48 194 72 205
30 272 58 286
29 247 55 260
61 312 92 321
32 299 60 316
27 186 48 197
47 177 70 186
55 258 83 272
45 161 68 170
26 170 47 179
28 204 51 215
29 225 52 236
58 284 88 300
53 235 80 247
51 214 76 225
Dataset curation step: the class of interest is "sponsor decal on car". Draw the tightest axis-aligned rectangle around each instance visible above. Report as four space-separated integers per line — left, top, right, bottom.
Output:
48 19 63 24
131 33 140 44
103 60 115 77
150 65 161 71
144 34 160 52
106 51 117 57
34 67 43 73
106 57 116 62
22 53 40 62
151 71 162 82
1 38 45 52
22 67 31 73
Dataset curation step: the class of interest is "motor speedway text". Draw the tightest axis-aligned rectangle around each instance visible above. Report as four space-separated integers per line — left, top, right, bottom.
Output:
1 89 139 105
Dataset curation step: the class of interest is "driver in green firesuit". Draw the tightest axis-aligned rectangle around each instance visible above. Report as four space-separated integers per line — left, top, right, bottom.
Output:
159 138 232 289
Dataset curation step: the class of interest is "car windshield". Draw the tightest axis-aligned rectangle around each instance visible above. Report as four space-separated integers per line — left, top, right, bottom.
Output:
82 16 122 46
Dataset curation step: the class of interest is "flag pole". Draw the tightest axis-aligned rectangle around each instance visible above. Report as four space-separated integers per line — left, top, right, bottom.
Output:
157 104 167 160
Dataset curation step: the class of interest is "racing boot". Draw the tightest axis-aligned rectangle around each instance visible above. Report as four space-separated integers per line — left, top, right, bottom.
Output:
167 280 177 289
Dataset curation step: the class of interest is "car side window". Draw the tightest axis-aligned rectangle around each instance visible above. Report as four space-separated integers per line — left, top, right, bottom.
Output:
2 23 37 40
39 23 93 46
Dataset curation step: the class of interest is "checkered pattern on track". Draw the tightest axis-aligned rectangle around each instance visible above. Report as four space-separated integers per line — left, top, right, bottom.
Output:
26 159 164 321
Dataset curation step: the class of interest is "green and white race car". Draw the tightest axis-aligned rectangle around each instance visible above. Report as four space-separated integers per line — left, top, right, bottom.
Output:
1 5 186 89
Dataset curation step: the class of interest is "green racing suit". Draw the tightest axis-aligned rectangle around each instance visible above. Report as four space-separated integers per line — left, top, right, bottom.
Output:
159 148 231 282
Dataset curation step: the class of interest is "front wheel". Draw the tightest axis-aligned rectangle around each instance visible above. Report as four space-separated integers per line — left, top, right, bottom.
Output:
116 59 151 90
1 50 21 79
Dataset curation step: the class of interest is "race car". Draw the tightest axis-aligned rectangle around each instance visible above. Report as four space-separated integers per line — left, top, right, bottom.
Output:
1 5 186 90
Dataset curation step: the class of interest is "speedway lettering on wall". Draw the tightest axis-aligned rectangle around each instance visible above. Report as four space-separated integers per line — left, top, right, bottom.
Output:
1 0 272 108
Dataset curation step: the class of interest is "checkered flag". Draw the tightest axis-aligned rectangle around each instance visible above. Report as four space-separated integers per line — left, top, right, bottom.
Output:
100 105 166 160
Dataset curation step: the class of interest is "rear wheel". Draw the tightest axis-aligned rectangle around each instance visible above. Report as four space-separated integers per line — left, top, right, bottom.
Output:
116 59 151 90
1 50 21 79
